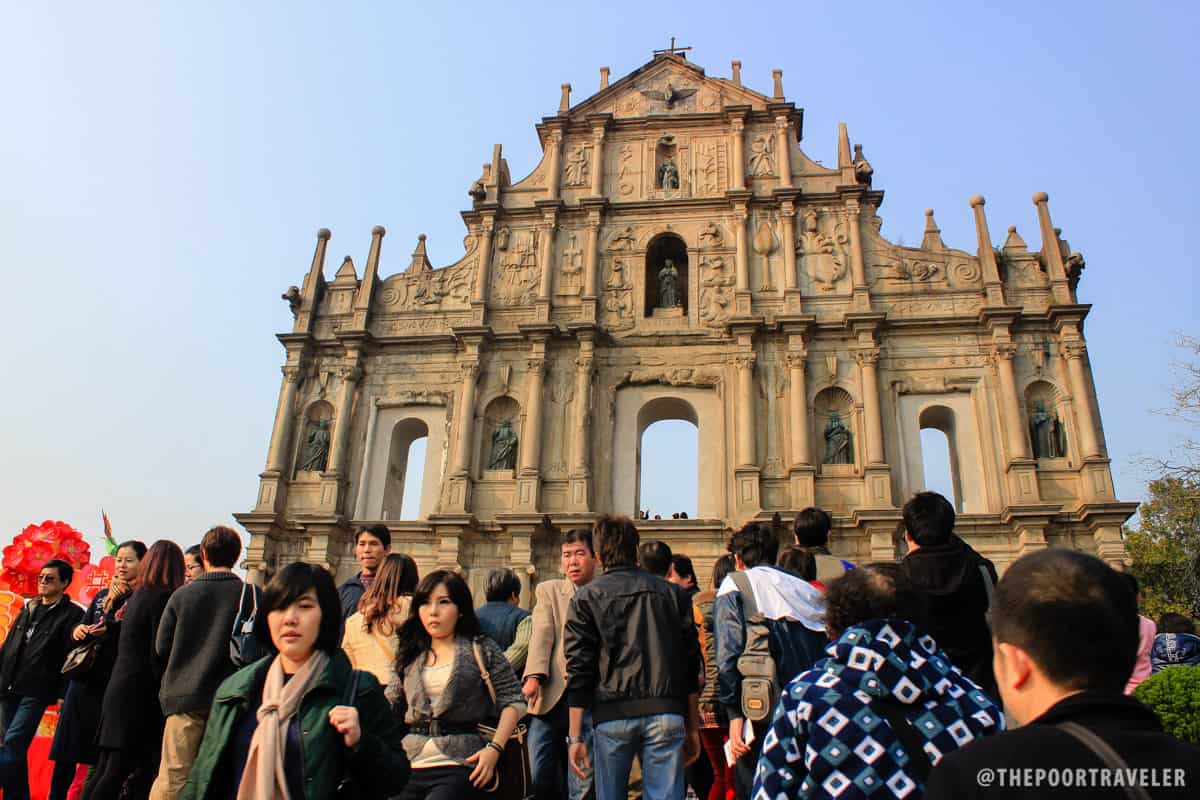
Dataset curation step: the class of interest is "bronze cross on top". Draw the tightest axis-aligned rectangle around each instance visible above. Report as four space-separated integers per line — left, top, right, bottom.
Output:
653 37 692 59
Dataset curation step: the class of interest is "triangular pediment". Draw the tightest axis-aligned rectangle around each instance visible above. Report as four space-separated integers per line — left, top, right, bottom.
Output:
567 54 772 121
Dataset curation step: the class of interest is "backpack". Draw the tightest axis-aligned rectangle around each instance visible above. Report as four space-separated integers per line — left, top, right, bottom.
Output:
229 581 268 668
730 571 778 722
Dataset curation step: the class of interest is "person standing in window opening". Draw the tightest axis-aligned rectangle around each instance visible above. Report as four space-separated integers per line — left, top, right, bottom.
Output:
0 559 85 800
150 526 262 800
182 562 409 800
183 545 204 583
340 525 392 619
48 541 145 800
342 553 420 687
82 540 185 800
476 568 532 677
391 570 526 800
696 555 736 800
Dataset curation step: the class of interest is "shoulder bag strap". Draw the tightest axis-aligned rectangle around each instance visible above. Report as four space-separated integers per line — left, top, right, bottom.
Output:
872 698 933 784
472 638 498 707
978 564 995 608
230 581 250 638
729 570 759 619
1057 722 1152 800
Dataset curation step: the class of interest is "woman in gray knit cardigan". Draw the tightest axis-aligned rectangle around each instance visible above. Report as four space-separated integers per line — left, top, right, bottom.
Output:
390 569 526 800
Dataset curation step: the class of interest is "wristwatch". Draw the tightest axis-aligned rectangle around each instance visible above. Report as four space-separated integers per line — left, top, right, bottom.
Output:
566 735 586 745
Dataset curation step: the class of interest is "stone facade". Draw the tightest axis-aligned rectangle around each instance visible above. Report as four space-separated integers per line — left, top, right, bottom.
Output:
236 53 1135 599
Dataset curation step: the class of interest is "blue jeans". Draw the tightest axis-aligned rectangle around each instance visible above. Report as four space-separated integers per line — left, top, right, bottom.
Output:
0 695 50 800
527 699 592 800
593 713 686 800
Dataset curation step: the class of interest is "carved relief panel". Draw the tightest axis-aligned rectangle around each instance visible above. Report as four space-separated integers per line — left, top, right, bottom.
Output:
796 208 849 295
490 228 539 306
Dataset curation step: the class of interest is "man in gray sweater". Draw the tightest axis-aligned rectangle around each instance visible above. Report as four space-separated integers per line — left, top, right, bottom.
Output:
149 526 261 800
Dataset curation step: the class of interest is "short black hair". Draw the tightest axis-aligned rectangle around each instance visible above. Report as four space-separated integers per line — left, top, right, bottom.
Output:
485 568 521 602
255 562 343 654
793 507 833 548
201 525 242 569
639 540 673 577
1158 613 1196 635
355 524 391 550
116 540 148 560
824 562 928 638
903 491 956 547
778 546 817 581
712 554 736 590
990 549 1138 694
185 545 202 560
593 515 639 569
727 522 779 568
562 528 594 555
671 555 696 584
42 559 74 585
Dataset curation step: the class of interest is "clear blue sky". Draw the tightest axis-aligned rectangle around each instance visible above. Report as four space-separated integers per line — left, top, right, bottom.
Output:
3 2 1196 555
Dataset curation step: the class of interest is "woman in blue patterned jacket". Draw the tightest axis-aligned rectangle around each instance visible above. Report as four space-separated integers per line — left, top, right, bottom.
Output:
752 563 1003 800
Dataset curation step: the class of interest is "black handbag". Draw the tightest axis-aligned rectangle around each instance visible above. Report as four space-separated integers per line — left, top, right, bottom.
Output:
61 639 100 680
229 581 268 667
471 639 533 800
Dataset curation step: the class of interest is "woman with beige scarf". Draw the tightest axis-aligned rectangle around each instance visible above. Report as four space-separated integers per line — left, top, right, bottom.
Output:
181 562 409 800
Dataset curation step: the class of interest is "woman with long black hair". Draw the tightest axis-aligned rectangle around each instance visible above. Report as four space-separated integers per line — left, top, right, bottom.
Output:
48 540 146 800
82 540 184 800
390 569 526 800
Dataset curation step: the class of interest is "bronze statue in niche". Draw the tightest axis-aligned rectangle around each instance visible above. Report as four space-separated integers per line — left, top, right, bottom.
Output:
488 418 519 470
644 233 689 315
298 419 330 473
823 413 854 464
656 259 681 308
1028 400 1067 459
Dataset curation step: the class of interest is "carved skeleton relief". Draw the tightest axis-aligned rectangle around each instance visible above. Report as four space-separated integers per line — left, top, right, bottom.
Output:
797 209 846 292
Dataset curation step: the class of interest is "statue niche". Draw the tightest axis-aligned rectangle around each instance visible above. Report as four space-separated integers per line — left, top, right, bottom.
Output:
813 386 857 469
644 233 689 317
295 400 334 476
480 395 522 475
1025 382 1068 459
655 135 681 192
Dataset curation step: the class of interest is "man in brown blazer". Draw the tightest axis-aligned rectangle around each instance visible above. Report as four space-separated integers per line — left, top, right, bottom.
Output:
523 528 597 800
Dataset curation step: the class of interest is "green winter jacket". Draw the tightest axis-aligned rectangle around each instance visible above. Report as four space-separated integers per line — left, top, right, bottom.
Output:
180 649 408 800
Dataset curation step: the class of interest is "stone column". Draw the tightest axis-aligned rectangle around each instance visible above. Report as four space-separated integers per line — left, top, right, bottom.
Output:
472 216 495 304
734 206 750 292
265 365 302 473
537 216 557 302
328 363 362 475
582 211 601 300
1063 342 1101 458
735 353 757 468
787 351 810 467
775 116 792 189
780 199 798 310
451 362 480 476
546 130 564 201
589 125 606 197
519 358 547 475
857 348 884 464
352 399 380 519
571 354 593 474
1033 192 1072 304
970 196 1006 306
845 197 869 307
730 117 746 189
992 343 1031 461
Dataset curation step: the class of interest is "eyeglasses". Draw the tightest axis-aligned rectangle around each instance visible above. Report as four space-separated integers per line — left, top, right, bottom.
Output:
37 575 60 583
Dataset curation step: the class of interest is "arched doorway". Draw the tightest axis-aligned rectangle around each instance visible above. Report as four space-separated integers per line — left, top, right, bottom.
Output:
636 397 699 519
918 405 962 512
382 418 429 519
644 233 689 316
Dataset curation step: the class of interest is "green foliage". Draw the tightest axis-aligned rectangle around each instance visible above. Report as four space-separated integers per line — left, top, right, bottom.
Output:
993 247 1010 282
1134 666 1200 744
1126 476 1200 619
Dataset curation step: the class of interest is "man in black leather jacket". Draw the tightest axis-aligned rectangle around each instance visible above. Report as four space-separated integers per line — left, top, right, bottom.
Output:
565 515 702 800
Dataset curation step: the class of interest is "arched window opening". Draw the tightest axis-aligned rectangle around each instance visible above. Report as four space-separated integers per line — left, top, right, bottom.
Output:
636 397 699 519
645 233 689 317
918 405 963 512
383 418 429 520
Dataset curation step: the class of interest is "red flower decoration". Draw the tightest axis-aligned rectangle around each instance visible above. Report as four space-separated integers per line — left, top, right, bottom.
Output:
4 520 93 597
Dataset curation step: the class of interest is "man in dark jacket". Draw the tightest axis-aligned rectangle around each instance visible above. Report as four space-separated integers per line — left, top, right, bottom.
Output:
476 567 532 675
925 548 1200 798
565 515 701 800
338 523 391 618
0 559 84 800
150 525 262 800
900 491 998 697
716 521 828 799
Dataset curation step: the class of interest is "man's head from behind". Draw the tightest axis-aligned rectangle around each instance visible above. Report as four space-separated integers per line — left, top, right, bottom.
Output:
201 525 242 570
593 515 640 570
727 522 780 570
824 563 927 640
990 549 1138 725
667 555 696 590
485 567 522 605
793 507 833 548
639 540 673 578
902 491 956 549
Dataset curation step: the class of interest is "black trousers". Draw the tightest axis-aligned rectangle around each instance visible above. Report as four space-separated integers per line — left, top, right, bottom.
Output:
79 748 153 800
398 765 485 800
733 718 769 800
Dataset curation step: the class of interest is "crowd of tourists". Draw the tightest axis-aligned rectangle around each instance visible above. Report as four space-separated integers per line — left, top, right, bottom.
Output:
1 492 1198 800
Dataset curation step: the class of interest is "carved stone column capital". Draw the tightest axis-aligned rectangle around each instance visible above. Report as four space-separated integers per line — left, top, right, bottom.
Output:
775 115 790 131
549 129 564 146
855 348 881 367
991 342 1019 361
460 361 480 381
844 196 862 214
732 204 749 222
282 365 302 383
337 365 363 383
780 199 796 217
1062 342 1087 361
731 117 745 133
527 357 546 375
785 352 807 369
575 356 594 372
734 353 757 371
480 217 496 234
